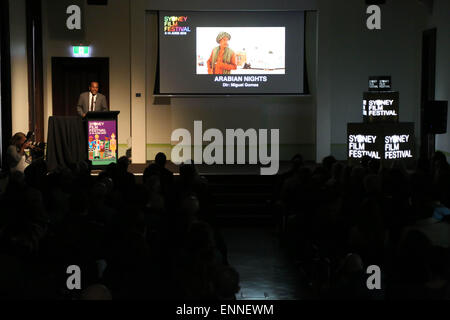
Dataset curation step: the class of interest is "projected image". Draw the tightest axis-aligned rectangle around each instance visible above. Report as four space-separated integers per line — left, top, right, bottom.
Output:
196 27 285 75
158 10 304 94
347 123 415 167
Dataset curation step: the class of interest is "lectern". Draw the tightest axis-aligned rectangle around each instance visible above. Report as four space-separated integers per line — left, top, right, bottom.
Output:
84 111 120 168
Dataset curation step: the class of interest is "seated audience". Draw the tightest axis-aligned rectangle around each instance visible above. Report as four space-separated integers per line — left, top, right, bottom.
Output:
6 133 31 173
0 150 449 300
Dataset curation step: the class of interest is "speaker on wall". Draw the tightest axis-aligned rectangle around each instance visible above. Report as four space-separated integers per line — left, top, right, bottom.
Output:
424 101 448 134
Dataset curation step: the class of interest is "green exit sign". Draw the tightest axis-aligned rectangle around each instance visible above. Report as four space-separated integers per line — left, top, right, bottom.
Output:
73 46 90 57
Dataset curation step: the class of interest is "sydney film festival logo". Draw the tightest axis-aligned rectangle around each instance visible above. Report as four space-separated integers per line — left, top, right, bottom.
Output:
363 99 398 117
164 16 191 35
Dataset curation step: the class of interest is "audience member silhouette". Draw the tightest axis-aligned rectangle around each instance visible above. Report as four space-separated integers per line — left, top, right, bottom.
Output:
0 151 449 300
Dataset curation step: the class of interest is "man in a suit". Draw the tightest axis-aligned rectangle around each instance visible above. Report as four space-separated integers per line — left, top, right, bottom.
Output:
76 81 108 117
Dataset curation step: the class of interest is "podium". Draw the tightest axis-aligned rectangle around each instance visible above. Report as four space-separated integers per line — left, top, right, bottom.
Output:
84 111 120 168
46 116 87 171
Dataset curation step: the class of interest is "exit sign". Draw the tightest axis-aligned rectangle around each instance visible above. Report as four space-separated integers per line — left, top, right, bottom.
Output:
73 46 90 57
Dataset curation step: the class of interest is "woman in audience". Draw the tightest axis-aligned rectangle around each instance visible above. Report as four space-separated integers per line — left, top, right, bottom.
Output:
6 132 31 173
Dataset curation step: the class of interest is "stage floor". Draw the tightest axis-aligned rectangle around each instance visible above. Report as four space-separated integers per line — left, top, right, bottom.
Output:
122 161 304 176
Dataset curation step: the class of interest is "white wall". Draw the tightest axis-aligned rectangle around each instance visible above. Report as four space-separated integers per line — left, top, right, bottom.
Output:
42 0 131 145
130 0 147 164
429 0 450 159
9 0 29 135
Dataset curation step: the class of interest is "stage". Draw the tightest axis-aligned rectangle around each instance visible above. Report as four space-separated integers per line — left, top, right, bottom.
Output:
103 161 304 176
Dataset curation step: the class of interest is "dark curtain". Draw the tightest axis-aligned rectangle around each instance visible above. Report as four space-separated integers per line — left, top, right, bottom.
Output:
26 0 45 142
0 0 12 170
46 116 87 171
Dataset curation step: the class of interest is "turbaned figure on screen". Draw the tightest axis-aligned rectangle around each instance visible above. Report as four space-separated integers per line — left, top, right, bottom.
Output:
76 81 109 117
207 32 237 75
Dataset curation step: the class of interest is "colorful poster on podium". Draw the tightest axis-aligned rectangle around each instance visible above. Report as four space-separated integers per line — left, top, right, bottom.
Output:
87 120 118 166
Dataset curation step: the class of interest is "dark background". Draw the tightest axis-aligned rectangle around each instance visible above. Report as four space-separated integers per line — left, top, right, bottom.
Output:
52 57 109 116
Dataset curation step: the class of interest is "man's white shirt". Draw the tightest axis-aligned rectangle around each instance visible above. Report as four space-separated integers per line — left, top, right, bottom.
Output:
89 92 98 111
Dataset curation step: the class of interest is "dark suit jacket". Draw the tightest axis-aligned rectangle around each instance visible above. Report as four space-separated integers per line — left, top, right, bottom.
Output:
76 92 108 116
